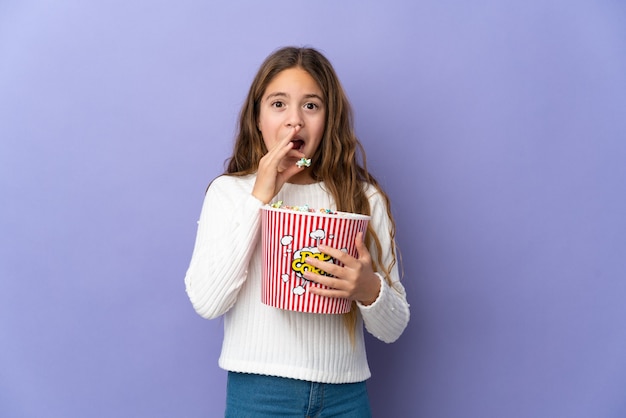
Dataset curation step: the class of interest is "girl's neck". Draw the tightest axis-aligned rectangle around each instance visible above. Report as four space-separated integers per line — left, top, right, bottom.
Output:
287 171 318 185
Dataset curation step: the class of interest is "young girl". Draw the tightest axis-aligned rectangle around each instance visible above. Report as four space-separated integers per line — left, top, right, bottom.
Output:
184 46 410 417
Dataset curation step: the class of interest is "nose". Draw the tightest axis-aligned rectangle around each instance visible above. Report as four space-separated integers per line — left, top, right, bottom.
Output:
286 107 304 128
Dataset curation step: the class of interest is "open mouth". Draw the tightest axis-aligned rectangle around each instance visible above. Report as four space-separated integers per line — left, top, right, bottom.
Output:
291 139 305 151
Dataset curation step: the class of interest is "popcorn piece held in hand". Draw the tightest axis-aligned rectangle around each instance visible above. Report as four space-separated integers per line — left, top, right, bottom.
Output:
296 157 311 168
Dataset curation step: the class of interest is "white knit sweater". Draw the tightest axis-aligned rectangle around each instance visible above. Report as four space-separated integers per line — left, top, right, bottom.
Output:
184 174 410 384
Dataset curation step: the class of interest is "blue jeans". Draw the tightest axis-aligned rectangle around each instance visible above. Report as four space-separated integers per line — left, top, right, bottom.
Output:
225 372 372 417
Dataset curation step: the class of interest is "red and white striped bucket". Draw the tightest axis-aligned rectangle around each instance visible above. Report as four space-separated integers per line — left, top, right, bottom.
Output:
260 206 370 314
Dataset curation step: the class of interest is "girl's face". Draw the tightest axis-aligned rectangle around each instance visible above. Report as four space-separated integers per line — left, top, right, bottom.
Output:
258 67 326 166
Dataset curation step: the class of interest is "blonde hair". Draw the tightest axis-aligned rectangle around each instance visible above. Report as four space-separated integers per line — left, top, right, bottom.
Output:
225 46 398 342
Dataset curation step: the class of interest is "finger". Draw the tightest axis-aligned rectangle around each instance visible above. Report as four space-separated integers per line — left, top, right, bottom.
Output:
354 231 371 260
272 127 306 171
316 244 355 267
260 128 297 168
268 135 298 164
274 126 301 151
305 255 343 277
308 285 348 299
304 271 345 291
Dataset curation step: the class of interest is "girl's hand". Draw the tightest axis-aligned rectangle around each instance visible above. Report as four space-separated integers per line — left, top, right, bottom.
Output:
303 232 381 306
252 126 305 204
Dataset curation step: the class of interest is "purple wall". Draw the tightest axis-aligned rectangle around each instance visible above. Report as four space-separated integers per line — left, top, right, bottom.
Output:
1 1 625 417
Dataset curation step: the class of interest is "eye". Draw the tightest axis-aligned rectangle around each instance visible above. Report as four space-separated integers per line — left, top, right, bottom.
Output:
304 102 319 110
271 101 285 108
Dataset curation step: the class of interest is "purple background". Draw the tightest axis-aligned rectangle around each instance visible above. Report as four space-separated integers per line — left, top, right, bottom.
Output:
1 1 625 417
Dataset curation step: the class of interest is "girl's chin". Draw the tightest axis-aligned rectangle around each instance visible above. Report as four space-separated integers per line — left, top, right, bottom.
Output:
285 154 306 164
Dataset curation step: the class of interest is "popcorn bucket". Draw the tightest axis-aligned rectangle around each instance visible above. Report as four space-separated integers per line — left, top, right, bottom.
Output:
260 206 370 314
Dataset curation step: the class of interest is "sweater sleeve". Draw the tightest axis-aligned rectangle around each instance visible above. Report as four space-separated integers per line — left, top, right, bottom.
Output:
184 175 263 319
357 188 410 343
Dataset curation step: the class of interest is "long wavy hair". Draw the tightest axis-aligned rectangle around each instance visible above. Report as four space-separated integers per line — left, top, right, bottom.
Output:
225 46 398 342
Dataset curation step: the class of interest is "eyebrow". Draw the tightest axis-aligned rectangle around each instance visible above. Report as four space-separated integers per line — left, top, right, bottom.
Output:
264 92 324 102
